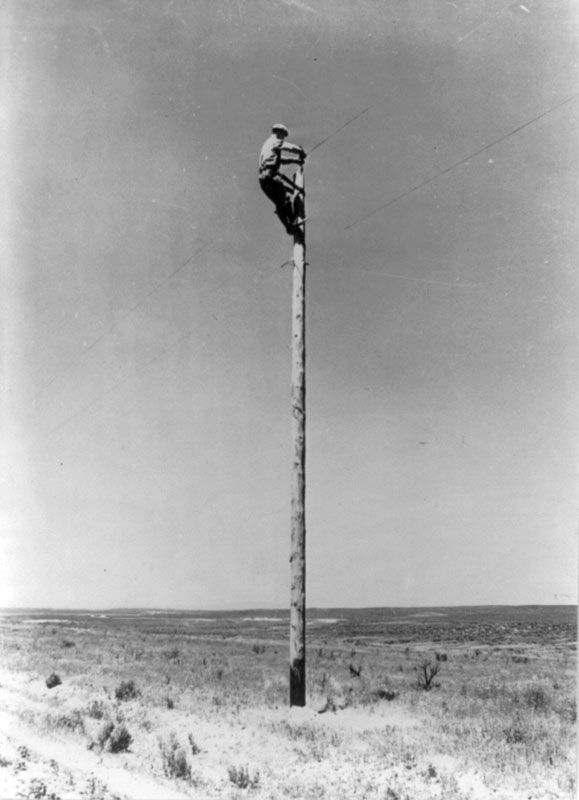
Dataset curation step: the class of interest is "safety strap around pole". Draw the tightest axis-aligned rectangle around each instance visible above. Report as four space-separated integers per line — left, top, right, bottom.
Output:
280 173 305 195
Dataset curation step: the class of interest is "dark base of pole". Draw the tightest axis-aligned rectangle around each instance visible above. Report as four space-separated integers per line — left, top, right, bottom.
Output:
289 659 306 707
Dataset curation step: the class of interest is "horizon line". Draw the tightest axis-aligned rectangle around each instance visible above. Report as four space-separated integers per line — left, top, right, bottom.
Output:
0 602 576 614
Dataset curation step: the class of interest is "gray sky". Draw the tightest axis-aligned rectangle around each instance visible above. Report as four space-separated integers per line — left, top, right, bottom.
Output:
2 0 578 609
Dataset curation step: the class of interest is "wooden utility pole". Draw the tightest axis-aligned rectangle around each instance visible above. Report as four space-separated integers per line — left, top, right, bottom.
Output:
289 166 306 707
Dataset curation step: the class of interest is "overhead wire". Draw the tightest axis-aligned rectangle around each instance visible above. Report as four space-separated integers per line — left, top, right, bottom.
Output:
344 93 578 232
30 106 360 423
32 59 577 434
306 106 371 156
328 263 482 289
31 240 210 405
47 328 193 438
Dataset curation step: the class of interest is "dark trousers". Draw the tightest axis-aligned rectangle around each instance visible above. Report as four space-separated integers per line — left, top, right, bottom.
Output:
259 168 294 232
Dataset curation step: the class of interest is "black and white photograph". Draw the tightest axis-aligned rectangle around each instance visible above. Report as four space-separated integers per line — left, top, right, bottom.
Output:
1 1 577 797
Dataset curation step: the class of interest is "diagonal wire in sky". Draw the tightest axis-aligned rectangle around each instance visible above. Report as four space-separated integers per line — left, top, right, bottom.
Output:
333 263 482 289
47 329 194 438
457 0 518 43
307 106 371 156
31 240 210 405
344 93 579 232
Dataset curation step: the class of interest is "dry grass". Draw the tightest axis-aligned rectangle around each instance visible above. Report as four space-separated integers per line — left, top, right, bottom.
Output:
0 608 575 799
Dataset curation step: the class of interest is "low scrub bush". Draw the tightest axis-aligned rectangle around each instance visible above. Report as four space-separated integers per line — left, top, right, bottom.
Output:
27 778 49 799
415 658 441 691
373 688 398 701
86 699 106 719
97 721 115 750
115 679 140 701
159 733 198 782
48 710 85 734
522 685 551 713
108 725 133 753
18 746 30 761
227 765 260 790
98 722 132 753
45 673 61 689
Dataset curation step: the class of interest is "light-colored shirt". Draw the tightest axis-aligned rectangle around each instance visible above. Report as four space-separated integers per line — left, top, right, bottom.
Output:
259 135 283 170
259 135 302 170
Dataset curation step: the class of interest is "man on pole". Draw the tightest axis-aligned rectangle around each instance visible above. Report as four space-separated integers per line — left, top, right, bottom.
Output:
259 124 306 235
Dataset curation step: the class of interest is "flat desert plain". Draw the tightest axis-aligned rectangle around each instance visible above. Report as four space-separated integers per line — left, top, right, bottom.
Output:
0 606 575 799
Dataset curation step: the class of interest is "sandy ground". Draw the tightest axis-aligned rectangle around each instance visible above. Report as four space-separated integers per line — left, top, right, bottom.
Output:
0 688 421 799
0 666 416 799
0 666 570 800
